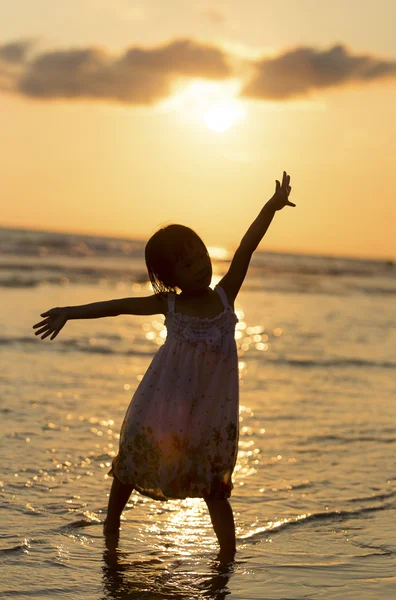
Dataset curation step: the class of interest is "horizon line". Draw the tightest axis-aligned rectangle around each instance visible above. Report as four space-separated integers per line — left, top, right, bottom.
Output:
0 222 394 264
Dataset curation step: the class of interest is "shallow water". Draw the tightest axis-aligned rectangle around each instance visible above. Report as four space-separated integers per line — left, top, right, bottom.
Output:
0 228 395 599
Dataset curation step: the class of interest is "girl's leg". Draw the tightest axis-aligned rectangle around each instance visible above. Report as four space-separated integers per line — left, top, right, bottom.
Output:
204 496 236 562
104 476 134 534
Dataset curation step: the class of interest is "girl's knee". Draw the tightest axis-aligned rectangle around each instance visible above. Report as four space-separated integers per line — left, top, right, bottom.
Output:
203 479 231 503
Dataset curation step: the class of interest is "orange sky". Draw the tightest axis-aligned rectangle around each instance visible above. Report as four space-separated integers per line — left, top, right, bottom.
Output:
1 0 396 259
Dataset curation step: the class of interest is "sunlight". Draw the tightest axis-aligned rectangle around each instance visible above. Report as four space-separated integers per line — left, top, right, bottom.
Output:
204 100 240 132
207 246 230 260
163 80 246 132
161 498 209 557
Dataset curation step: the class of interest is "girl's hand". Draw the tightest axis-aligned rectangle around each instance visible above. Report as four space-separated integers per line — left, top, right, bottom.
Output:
269 171 295 211
33 307 69 340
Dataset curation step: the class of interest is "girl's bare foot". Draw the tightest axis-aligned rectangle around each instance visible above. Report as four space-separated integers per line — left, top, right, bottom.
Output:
103 518 120 535
217 546 236 564
204 496 236 563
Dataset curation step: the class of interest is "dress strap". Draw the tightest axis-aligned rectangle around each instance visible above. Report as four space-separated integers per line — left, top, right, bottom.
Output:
167 292 175 313
214 284 230 309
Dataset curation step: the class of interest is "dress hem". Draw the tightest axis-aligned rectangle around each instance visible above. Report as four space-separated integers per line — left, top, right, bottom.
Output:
108 466 233 502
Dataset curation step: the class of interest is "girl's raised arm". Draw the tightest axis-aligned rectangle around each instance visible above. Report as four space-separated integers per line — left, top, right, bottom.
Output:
219 171 294 304
33 294 167 340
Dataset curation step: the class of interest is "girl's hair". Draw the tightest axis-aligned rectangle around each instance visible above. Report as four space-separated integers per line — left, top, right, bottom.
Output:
145 224 209 296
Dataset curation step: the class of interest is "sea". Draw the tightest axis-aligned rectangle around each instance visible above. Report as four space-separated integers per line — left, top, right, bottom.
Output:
0 226 395 600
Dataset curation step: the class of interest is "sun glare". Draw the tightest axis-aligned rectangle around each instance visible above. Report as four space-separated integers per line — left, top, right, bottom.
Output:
207 246 230 260
163 80 246 132
204 102 237 132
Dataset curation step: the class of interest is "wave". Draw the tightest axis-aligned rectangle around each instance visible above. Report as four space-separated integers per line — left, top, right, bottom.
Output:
240 493 396 542
3 336 396 371
0 262 149 288
347 490 396 503
265 356 396 369
2 278 396 299
1 235 396 298
1 227 395 285
2 269 396 297
0 336 156 357
301 434 396 445
0 227 145 259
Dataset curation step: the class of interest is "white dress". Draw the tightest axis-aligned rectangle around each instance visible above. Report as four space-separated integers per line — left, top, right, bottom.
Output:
110 284 239 501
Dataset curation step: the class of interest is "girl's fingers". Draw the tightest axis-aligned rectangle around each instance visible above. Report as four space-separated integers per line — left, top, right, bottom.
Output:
282 173 290 188
41 330 54 340
33 319 49 329
35 326 49 336
50 330 60 340
281 174 289 192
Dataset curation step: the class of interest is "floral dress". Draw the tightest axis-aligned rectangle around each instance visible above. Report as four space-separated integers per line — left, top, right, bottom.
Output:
110 284 239 501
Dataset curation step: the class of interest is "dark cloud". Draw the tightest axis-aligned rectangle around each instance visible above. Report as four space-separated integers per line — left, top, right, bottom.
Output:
5 38 231 104
241 44 396 100
121 39 229 77
0 38 395 105
0 40 32 63
0 41 33 93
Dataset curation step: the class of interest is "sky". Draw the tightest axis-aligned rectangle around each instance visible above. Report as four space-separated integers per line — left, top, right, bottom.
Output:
1 0 396 259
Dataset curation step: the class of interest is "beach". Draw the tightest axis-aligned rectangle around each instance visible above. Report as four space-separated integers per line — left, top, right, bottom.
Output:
0 226 395 599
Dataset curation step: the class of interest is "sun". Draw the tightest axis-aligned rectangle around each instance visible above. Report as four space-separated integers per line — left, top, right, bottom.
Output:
163 80 246 132
204 101 240 132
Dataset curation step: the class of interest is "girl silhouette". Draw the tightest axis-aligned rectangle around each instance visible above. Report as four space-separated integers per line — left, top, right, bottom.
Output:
33 171 293 562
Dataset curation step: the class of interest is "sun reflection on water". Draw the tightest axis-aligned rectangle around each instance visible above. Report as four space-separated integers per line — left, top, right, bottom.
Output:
137 497 212 559
140 294 280 373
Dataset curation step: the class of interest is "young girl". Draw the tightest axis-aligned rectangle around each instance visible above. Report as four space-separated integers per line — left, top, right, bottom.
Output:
33 171 293 562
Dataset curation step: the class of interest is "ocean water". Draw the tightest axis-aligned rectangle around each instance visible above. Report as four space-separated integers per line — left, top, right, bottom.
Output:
0 226 395 599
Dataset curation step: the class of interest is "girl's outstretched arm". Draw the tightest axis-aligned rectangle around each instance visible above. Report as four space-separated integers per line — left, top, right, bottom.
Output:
219 171 294 303
33 294 167 340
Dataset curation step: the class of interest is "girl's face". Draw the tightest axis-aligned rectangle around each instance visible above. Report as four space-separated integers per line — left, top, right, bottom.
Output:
173 242 212 293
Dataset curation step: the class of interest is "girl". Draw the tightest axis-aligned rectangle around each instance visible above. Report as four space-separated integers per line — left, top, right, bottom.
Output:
33 171 293 562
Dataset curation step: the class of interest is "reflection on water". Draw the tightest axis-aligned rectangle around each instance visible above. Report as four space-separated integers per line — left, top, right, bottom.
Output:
158 498 209 555
102 493 236 600
101 495 237 599
2 236 396 599
102 532 235 600
142 296 269 363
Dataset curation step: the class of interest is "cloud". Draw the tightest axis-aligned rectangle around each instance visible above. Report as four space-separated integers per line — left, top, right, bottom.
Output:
0 38 231 105
0 40 35 94
0 39 395 105
0 40 33 63
241 44 396 100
